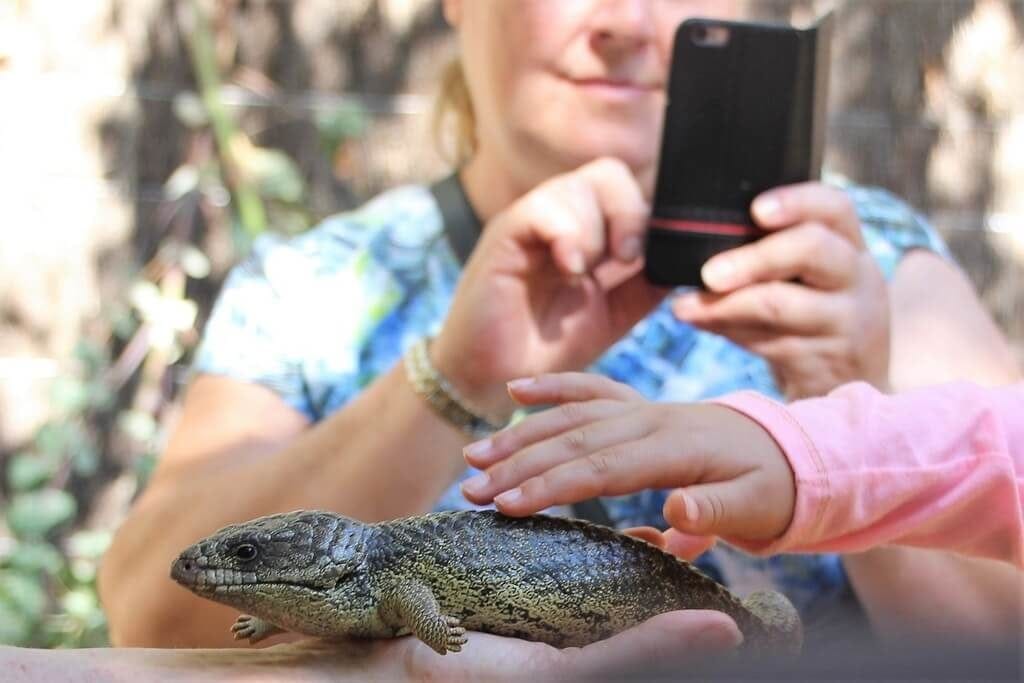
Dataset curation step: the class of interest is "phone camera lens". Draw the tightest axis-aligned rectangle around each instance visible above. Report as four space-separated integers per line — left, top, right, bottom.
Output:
691 25 708 44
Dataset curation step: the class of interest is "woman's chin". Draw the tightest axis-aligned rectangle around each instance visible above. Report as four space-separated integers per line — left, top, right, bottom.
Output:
565 137 657 175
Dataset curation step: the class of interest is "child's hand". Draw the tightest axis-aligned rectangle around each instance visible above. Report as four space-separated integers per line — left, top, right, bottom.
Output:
460 372 797 543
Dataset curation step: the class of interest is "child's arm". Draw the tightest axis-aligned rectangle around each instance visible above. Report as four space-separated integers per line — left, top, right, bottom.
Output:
461 373 1023 568
713 381 1024 566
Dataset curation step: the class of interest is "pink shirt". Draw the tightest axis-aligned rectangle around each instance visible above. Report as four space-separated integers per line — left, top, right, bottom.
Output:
712 381 1024 568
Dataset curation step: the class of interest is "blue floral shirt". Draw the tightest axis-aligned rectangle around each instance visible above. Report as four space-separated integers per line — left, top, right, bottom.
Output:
192 178 951 634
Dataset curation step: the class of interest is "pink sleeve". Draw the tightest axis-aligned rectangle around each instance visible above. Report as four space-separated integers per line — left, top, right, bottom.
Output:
710 382 1024 568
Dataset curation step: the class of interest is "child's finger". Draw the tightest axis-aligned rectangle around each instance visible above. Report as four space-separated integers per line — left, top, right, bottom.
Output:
462 412 652 504
662 529 717 560
492 436 698 516
506 372 644 406
463 399 629 470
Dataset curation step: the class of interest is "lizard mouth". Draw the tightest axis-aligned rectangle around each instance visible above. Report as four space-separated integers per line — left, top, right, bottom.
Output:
170 557 327 595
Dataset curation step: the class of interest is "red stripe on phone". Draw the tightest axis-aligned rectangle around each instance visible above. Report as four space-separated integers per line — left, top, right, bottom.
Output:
648 217 760 237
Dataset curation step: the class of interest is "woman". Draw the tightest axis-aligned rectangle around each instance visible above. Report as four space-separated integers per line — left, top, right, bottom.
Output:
100 0 1020 648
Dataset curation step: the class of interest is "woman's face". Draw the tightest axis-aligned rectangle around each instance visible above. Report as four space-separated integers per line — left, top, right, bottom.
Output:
446 0 741 191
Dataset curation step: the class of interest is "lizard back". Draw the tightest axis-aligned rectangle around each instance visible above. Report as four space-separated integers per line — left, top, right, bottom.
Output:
367 510 800 651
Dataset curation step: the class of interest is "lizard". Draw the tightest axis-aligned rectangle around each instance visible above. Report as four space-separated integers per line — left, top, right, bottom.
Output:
170 509 802 656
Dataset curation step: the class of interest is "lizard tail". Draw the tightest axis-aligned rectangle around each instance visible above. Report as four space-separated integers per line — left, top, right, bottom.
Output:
741 590 803 656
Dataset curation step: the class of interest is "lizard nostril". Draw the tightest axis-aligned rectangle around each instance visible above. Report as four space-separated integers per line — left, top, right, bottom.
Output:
182 560 193 572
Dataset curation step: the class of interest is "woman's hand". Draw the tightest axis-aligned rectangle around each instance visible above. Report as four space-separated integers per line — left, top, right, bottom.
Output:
7 612 741 683
388 609 741 681
431 158 666 420
461 372 796 544
674 183 890 399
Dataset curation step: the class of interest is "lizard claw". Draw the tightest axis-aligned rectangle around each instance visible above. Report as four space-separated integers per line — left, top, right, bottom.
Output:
230 614 281 644
231 615 257 639
445 616 468 653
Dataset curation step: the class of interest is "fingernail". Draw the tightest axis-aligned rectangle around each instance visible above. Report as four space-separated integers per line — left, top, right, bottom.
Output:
567 251 585 275
753 194 783 221
673 294 699 318
619 236 642 261
494 488 523 507
461 472 490 495
683 493 700 523
463 438 494 460
701 258 736 289
507 378 535 393
694 625 742 652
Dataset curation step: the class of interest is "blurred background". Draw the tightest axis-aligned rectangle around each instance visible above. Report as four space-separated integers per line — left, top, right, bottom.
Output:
0 0 1021 649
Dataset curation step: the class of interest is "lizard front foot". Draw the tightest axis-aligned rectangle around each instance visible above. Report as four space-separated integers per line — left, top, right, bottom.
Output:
438 618 466 655
380 581 469 655
231 614 284 644
423 614 468 655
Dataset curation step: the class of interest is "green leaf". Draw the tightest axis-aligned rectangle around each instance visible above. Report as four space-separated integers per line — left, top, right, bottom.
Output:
134 451 158 487
71 442 99 477
0 569 48 619
0 601 33 645
172 92 209 129
66 530 112 561
72 340 108 374
34 423 72 455
7 490 77 538
61 588 98 620
118 410 157 443
181 245 211 279
251 147 305 204
49 377 91 414
6 453 57 491
2 541 64 575
86 379 116 411
165 164 200 200
316 103 368 154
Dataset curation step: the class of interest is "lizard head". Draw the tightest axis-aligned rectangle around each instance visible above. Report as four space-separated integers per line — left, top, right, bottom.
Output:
170 510 369 612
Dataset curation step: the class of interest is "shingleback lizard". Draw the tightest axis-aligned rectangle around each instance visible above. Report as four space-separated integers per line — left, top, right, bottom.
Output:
170 509 802 656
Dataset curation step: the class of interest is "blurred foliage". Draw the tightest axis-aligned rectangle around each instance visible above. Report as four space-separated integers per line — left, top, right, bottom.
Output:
0 0 367 648
0 343 116 647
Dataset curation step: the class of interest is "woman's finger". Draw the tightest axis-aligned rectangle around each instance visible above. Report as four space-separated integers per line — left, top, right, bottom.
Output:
752 183 865 248
576 157 651 263
673 283 843 336
507 372 645 406
662 529 717 560
700 222 860 292
462 411 654 504
560 610 741 680
515 183 604 276
516 157 648 275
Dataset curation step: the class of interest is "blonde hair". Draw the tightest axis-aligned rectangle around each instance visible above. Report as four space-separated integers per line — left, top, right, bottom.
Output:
432 58 477 166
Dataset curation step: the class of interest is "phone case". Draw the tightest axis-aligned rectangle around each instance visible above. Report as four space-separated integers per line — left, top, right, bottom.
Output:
645 12 834 288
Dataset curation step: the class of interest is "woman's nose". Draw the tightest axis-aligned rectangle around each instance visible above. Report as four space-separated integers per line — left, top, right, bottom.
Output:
589 0 658 55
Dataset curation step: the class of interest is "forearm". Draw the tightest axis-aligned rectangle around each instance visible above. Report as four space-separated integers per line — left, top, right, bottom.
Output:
716 383 1024 566
842 250 1023 642
101 364 472 646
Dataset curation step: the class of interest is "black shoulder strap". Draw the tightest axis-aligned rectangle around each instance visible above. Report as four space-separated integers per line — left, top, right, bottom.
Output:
427 173 615 529
428 172 482 266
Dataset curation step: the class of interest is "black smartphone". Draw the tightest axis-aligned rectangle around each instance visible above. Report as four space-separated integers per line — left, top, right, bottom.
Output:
644 13 834 288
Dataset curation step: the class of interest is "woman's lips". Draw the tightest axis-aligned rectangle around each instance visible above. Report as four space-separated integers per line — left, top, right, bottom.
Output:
569 77 661 101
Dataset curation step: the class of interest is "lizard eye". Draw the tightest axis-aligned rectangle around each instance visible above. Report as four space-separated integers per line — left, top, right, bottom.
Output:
234 543 258 561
